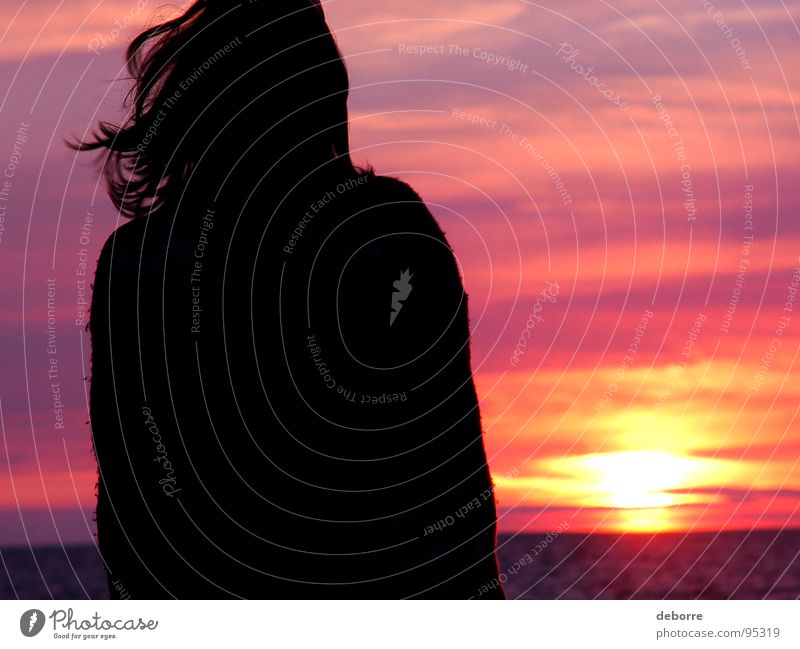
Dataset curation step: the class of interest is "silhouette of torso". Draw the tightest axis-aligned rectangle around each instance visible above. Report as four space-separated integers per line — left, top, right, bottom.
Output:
89 172 503 598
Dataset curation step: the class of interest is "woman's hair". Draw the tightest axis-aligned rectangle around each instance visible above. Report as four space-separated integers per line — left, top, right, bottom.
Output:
68 0 368 219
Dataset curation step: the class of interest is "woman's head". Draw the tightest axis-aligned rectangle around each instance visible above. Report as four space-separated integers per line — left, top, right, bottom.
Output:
70 0 362 219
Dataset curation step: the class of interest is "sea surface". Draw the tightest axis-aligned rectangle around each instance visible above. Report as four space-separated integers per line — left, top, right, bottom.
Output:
1 530 798 599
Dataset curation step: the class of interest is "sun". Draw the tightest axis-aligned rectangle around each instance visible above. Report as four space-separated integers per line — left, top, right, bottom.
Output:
493 449 753 532
580 451 699 509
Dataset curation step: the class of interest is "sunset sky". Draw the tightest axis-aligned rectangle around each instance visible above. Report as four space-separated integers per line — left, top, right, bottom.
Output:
1 0 799 544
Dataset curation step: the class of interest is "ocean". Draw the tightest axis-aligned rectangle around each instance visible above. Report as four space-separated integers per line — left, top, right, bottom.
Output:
1 530 798 599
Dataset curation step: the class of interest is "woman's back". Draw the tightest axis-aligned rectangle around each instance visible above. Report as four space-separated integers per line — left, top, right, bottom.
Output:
89 171 502 598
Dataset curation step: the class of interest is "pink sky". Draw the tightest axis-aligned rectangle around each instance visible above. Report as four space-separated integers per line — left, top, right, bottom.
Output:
1 0 799 544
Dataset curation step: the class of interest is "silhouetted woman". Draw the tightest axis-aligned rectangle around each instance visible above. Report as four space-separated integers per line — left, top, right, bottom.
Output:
70 0 502 598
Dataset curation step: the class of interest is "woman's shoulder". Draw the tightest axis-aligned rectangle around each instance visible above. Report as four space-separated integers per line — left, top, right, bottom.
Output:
352 173 445 239
95 214 171 278
358 172 424 204
95 217 145 274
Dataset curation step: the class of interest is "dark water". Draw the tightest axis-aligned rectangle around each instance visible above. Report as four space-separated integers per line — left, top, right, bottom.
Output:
0 544 108 599
1 530 798 599
496 529 800 599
